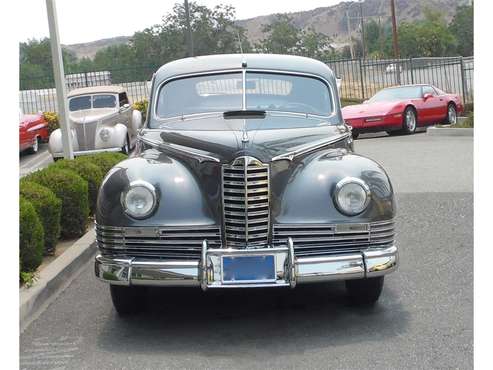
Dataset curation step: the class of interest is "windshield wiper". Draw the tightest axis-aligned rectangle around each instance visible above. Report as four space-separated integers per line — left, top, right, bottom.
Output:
223 110 266 119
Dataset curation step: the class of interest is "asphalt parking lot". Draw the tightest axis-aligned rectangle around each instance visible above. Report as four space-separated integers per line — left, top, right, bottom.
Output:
19 132 473 370
19 143 53 178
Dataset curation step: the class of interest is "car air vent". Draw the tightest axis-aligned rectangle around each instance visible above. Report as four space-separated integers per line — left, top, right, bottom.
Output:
222 156 270 248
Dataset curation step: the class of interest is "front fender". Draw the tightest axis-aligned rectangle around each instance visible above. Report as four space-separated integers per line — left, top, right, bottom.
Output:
271 149 395 224
95 123 127 149
96 148 218 227
48 128 79 154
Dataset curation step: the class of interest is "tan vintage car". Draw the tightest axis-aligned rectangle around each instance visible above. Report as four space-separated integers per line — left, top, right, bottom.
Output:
48 86 143 159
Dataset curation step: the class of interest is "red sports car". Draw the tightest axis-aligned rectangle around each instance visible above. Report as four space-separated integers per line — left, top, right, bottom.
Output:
19 110 49 154
342 84 464 138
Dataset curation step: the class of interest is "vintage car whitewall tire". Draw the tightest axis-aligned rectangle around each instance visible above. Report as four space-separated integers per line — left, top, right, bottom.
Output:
27 136 39 154
345 276 384 305
110 285 147 315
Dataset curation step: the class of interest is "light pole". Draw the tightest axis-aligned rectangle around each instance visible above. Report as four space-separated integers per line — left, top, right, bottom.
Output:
390 0 401 84
46 0 73 159
359 0 366 59
184 0 194 57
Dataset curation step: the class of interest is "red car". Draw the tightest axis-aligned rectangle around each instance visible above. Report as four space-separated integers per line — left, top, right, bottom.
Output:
342 84 464 138
19 110 49 154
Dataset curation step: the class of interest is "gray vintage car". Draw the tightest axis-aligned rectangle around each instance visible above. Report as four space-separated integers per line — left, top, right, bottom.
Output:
48 86 142 158
94 54 397 314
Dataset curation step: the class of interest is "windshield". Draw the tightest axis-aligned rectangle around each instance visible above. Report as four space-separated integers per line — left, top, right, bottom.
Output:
368 86 423 103
154 72 332 123
69 94 117 111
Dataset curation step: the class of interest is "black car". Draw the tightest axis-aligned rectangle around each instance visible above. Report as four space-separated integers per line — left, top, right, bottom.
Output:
94 54 398 314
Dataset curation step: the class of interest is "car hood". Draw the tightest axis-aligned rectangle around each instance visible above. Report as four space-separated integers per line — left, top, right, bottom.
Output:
342 102 402 119
69 108 118 124
140 113 350 163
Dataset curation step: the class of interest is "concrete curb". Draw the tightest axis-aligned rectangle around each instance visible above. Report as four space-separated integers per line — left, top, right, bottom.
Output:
427 126 474 136
20 228 96 333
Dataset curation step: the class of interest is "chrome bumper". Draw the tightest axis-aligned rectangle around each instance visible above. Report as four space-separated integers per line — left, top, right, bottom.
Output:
95 241 398 289
52 147 121 158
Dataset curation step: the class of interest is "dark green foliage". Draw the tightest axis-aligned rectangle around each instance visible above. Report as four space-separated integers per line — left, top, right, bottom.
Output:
51 159 104 214
19 197 44 272
449 4 473 56
19 181 62 255
75 152 127 177
25 168 89 238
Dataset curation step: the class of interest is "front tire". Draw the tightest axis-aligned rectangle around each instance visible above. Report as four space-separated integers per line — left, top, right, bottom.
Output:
445 104 457 125
27 136 39 154
402 107 417 134
351 131 359 140
121 136 130 155
110 285 146 315
345 276 384 305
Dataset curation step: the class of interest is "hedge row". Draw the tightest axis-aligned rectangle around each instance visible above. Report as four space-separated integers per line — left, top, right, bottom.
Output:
19 152 127 283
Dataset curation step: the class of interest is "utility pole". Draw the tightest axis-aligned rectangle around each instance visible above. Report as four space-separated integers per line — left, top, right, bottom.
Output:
46 0 73 159
359 0 366 59
390 0 401 83
345 10 355 59
184 0 194 57
390 0 400 59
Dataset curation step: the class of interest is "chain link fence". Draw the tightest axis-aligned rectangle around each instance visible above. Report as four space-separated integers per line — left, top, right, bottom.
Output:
19 57 474 114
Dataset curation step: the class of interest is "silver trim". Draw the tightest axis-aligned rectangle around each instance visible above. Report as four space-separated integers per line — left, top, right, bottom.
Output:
120 180 158 219
52 147 121 158
271 132 351 161
138 135 220 163
333 177 371 216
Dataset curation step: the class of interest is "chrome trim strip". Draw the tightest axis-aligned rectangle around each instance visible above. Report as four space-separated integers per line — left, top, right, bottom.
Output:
271 132 351 161
138 135 220 163
52 147 121 158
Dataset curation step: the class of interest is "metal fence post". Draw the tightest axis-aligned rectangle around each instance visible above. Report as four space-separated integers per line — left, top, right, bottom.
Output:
359 58 365 100
410 58 414 84
460 56 467 105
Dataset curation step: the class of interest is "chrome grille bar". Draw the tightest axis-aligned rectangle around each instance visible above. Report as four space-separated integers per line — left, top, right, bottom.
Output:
222 156 270 247
96 224 221 260
272 220 395 257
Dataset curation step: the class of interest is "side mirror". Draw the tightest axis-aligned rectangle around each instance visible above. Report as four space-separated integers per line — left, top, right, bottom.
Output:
131 110 143 132
423 93 433 100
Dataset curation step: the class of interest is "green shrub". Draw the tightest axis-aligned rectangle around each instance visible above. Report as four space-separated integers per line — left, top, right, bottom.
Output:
19 180 62 255
26 168 89 238
51 159 103 214
19 197 44 273
76 152 127 176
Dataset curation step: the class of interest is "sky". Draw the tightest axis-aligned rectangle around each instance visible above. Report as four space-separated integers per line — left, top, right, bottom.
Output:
19 0 342 45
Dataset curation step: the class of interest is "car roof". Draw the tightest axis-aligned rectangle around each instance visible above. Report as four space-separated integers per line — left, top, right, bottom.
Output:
153 54 336 85
67 85 126 97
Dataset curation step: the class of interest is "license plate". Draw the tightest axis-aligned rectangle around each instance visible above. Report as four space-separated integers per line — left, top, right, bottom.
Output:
222 255 276 283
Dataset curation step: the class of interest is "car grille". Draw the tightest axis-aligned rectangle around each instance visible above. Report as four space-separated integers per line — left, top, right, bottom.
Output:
73 121 98 150
96 224 221 260
222 156 270 247
272 219 395 257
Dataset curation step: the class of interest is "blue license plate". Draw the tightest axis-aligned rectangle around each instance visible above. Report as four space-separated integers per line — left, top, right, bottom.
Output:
222 255 276 283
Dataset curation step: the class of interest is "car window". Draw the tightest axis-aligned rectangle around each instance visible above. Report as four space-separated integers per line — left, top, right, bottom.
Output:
69 96 92 111
156 72 243 119
119 92 129 107
93 94 117 108
245 72 332 116
422 86 436 96
368 86 423 103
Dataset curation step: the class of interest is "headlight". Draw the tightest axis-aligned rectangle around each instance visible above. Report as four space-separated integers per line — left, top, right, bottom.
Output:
99 128 111 142
334 177 371 216
121 180 158 219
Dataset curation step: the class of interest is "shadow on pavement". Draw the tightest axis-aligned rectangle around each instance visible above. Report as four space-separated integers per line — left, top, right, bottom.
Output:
96 281 409 357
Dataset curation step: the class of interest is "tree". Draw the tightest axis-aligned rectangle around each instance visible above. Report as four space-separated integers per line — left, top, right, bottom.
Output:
449 4 473 56
256 14 300 54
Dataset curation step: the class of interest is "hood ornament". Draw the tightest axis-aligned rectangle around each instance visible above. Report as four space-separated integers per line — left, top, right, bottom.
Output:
241 130 249 143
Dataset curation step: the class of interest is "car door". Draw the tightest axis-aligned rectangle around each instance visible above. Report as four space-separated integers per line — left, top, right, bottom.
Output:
420 85 444 124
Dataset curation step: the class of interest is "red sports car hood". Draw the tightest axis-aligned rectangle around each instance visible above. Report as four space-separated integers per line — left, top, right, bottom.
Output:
342 101 402 119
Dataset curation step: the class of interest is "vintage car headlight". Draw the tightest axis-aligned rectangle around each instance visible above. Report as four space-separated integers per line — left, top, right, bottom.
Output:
122 180 158 219
334 177 371 216
99 128 111 142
